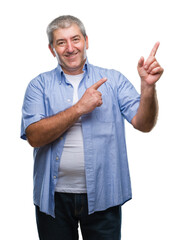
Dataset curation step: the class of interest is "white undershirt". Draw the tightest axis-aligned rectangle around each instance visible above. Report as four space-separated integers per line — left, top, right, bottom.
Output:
55 73 87 193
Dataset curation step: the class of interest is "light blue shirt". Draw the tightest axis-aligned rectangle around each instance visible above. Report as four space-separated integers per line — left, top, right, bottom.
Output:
21 60 140 217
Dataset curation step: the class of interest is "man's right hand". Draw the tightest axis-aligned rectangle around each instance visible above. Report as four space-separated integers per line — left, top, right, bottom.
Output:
26 77 107 147
75 77 107 115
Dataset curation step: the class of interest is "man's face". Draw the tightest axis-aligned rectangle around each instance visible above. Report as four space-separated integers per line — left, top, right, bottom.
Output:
49 24 88 75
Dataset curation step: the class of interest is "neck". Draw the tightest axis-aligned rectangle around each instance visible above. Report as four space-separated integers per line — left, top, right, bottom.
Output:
61 59 86 75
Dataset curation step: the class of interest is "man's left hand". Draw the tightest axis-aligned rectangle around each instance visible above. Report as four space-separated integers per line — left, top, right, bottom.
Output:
137 42 164 85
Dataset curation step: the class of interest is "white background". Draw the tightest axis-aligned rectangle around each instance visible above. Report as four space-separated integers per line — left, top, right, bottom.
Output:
1 0 184 239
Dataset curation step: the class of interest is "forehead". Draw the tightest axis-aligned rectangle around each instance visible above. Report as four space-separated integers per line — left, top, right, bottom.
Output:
52 24 83 41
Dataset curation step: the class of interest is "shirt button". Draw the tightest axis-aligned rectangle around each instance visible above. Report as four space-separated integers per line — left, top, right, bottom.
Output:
53 176 57 179
56 156 59 160
67 99 71 102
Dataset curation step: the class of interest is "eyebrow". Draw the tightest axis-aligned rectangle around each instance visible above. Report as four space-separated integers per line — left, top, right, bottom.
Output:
56 39 65 44
72 35 81 39
56 35 81 43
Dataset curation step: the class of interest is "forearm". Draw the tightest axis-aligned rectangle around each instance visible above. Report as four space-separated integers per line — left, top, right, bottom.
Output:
26 77 106 147
26 104 82 148
132 81 158 132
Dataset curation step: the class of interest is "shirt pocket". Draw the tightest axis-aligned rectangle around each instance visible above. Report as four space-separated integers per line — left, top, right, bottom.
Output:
94 93 115 123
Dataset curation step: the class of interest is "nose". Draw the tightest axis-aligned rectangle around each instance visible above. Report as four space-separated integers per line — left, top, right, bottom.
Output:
67 40 74 53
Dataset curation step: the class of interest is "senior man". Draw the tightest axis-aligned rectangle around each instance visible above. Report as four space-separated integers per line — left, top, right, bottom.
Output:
21 15 163 240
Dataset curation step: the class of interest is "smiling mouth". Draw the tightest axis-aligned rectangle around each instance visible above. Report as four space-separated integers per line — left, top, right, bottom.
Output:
65 52 78 58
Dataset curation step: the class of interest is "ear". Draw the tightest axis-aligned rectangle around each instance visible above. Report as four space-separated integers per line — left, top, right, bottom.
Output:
48 44 56 57
85 36 89 50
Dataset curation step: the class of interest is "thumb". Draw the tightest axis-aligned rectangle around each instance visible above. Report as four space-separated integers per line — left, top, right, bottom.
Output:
137 56 144 68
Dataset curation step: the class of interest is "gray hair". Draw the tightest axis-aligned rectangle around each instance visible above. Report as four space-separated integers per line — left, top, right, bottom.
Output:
47 15 87 45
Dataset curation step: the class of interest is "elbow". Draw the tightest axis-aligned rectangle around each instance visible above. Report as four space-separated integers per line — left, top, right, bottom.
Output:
131 115 157 133
26 127 42 148
27 136 41 148
136 125 154 133
133 122 156 133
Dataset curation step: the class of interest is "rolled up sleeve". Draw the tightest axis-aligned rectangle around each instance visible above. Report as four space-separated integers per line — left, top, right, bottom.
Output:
21 76 45 140
117 74 140 123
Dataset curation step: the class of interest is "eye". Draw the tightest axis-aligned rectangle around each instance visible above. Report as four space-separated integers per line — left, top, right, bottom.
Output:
57 41 66 46
73 37 80 43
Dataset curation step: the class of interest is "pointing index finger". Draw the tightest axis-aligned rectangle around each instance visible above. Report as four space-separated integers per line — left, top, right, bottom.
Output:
91 78 107 90
149 42 160 57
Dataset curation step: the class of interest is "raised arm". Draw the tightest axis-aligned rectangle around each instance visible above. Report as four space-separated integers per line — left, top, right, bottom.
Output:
131 42 164 132
26 78 107 147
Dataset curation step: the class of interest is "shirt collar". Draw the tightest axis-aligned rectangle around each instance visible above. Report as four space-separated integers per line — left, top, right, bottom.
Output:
55 58 89 77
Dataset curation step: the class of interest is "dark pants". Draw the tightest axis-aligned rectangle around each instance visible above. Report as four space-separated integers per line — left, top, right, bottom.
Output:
35 192 121 240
